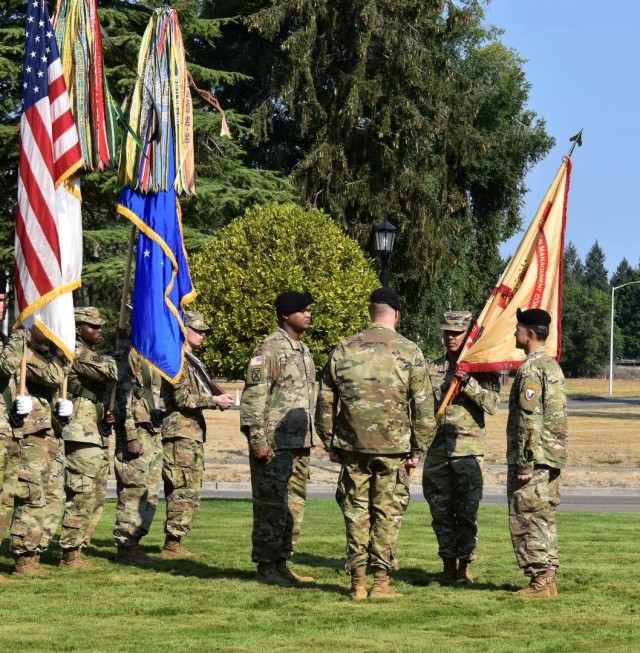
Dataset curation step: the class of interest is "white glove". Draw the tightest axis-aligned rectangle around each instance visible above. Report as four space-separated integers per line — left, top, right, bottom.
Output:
15 395 33 416
57 399 73 418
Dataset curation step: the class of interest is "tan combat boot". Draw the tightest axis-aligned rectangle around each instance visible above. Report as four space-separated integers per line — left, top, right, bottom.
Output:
59 548 97 570
256 561 288 584
161 535 198 559
515 570 557 597
14 553 48 577
368 568 403 599
275 558 314 583
115 544 154 566
348 566 368 601
433 558 457 585
455 560 474 585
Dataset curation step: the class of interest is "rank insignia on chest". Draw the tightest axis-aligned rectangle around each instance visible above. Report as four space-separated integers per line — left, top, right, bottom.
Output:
251 368 261 383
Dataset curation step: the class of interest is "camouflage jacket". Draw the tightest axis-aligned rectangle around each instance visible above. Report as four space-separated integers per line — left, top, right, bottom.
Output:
240 328 316 451
427 356 500 457
19 340 69 437
63 340 118 447
0 329 28 437
119 350 164 443
161 355 219 443
507 348 568 472
315 323 436 456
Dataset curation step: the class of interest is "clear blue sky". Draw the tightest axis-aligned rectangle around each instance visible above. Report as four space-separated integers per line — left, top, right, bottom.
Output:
485 0 640 277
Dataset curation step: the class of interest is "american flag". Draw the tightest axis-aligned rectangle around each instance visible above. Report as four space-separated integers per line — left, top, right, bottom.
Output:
14 0 83 359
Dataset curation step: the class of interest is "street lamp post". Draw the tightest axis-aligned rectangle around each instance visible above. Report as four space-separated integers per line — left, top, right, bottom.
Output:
609 280 640 396
374 219 397 287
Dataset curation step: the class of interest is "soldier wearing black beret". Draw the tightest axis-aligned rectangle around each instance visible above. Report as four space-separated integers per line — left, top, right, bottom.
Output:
240 290 316 584
507 306 568 597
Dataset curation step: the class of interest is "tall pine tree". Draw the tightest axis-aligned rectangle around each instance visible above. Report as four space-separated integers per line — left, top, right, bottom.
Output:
207 0 553 350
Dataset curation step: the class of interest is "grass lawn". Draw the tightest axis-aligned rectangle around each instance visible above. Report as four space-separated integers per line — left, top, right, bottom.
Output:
1 499 639 653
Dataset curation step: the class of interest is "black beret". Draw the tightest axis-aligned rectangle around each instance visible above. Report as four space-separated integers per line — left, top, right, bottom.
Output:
275 291 313 314
370 287 402 311
516 307 551 327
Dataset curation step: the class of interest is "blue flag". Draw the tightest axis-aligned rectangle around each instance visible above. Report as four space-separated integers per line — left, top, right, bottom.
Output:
117 135 195 382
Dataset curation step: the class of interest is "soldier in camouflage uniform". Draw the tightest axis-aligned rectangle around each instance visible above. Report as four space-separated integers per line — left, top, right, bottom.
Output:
161 311 234 557
0 325 33 579
9 326 71 576
316 288 436 600
58 307 118 569
240 291 316 584
423 311 500 585
507 308 568 598
113 348 164 564
0 284 19 550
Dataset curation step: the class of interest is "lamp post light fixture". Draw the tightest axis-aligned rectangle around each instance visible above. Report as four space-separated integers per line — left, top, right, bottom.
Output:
374 219 397 287
609 280 640 396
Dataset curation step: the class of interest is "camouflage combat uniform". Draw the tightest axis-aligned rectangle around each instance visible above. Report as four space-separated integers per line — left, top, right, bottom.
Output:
113 349 164 547
507 348 568 577
423 356 500 562
10 339 68 557
315 323 436 573
240 328 316 564
0 329 30 543
161 356 219 539
59 339 118 551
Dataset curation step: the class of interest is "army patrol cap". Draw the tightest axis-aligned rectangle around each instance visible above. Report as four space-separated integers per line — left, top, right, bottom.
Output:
184 311 210 331
74 306 105 326
516 308 551 327
441 311 473 333
274 291 313 314
369 287 402 311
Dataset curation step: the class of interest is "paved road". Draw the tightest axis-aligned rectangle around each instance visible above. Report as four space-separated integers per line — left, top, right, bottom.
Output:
106 481 640 513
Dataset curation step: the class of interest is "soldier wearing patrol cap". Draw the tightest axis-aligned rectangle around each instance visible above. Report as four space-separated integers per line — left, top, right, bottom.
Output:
160 310 234 558
507 308 568 597
240 290 316 584
316 288 436 600
58 306 118 569
422 311 500 585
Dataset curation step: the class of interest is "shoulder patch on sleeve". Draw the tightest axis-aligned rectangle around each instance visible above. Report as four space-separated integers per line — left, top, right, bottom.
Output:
520 382 541 410
250 356 263 366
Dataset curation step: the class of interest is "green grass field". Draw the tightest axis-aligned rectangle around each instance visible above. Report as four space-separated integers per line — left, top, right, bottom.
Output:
1 499 639 653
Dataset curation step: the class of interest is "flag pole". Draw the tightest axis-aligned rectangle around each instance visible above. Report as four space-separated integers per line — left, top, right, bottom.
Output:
567 129 583 158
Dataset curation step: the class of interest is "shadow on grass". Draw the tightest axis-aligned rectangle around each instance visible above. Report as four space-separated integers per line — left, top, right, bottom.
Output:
41 538 347 595
397 566 515 592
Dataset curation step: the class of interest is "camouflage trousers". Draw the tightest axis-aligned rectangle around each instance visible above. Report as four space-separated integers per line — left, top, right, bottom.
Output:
162 438 204 538
0 432 20 543
249 447 310 564
10 430 63 555
507 465 561 577
422 453 483 561
59 442 109 550
336 452 411 573
114 428 163 546
41 434 64 549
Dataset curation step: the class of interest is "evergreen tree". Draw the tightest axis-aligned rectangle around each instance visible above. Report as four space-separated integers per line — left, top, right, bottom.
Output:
0 0 294 333
610 258 640 360
207 0 553 351
564 241 584 285
583 241 609 292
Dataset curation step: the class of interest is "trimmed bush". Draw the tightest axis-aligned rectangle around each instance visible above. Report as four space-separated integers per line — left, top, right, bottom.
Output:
191 202 379 377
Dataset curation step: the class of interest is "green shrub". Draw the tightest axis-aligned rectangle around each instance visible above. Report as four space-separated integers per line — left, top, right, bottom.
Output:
191 202 380 377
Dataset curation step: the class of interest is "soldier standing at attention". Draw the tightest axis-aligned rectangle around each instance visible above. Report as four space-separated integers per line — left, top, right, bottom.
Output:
161 311 234 558
113 348 164 565
315 288 436 600
240 291 316 584
0 325 34 574
59 307 118 569
423 311 500 585
9 325 71 576
508 308 568 598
